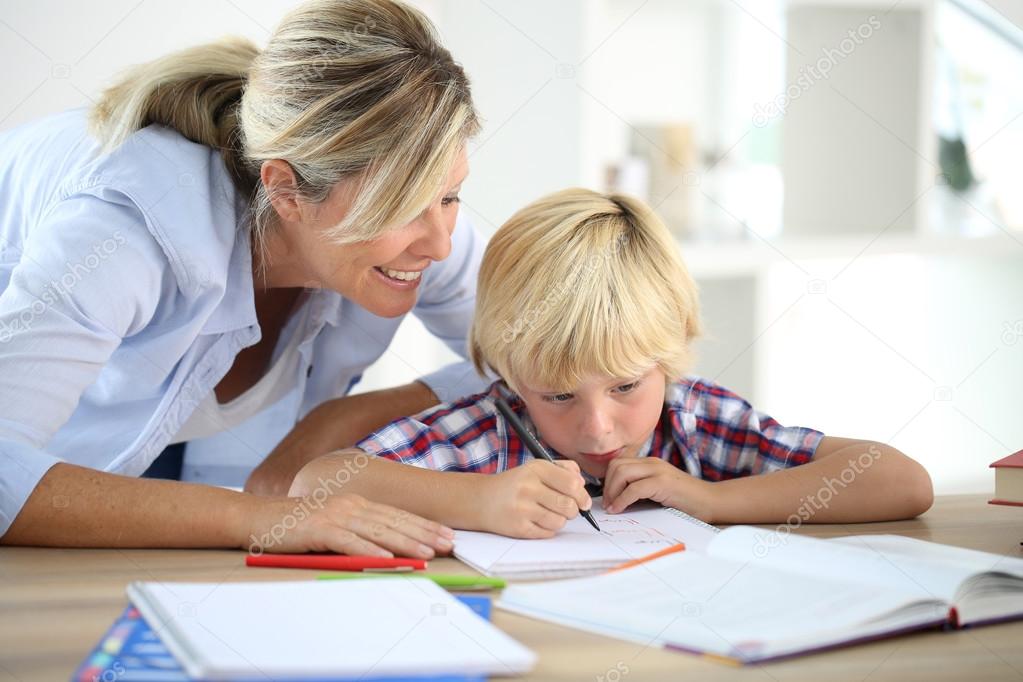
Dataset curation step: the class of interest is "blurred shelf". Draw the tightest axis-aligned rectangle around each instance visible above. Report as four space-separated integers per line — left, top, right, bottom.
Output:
678 230 1023 279
786 0 933 7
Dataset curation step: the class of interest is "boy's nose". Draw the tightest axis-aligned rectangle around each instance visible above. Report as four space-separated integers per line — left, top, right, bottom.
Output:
580 408 614 440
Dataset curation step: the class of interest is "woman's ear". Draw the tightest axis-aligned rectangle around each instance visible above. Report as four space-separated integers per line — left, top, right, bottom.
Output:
260 159 305 224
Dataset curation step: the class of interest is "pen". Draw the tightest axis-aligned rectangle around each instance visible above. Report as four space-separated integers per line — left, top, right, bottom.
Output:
318 572 507 590
245 554 428 572
494 385 601 532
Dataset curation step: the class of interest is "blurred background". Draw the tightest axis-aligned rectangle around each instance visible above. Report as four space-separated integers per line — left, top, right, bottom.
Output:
2 0 1021 494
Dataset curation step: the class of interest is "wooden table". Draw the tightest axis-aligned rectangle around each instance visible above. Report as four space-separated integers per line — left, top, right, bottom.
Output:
1 494 1021 682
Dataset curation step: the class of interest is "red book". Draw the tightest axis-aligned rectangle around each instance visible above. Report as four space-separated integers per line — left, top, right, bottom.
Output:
989 449 1023 507
245 554 428 572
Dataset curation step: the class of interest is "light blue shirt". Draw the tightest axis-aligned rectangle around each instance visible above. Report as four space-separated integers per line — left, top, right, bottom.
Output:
0 108 487 534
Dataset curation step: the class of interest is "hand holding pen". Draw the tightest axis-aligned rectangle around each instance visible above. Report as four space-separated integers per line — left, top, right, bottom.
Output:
494 385 602 533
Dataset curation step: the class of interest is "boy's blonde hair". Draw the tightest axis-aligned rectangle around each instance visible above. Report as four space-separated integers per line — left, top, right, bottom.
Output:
470 188 701 393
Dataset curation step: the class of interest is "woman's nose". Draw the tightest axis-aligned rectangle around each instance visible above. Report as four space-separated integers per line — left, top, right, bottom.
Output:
411 205 453 261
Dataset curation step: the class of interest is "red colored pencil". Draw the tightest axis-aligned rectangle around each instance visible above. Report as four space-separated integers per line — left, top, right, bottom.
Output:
246 554 428 572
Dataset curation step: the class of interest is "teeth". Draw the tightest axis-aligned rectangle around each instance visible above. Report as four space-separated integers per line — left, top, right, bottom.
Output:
380 267 422 282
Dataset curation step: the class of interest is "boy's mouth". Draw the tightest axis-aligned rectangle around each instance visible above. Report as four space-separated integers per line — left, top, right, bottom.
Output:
578 447 624 464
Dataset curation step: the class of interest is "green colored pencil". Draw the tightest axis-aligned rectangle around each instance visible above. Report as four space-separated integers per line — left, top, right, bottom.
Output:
317 572 506 590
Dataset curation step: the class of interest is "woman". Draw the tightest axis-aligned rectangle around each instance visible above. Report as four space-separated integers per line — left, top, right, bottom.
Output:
0 0 483 558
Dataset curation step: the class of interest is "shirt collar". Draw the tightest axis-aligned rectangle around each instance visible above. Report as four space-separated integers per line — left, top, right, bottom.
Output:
198 210 258 335
317 289 345 327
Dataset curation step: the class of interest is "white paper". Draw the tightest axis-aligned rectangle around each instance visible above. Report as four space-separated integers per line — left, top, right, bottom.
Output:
453 499 719 578
128 578 535 680
498 550 947 662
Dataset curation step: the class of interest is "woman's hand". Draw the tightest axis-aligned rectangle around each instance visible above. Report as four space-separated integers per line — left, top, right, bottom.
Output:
245 492 455 559
602 457 715 520
477 460 593 539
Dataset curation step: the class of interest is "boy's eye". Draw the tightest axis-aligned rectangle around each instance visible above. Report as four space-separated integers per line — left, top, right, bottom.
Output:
614 381 641 394
543 392 573 403
441 195 461 207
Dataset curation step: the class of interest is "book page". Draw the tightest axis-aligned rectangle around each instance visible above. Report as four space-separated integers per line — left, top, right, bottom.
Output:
831 534 1023 604
708 528 1023 625
707 526 986 602
498 550 948 662
833 534 1023 577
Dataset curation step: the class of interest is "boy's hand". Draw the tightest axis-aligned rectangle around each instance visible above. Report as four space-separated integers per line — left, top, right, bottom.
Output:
480 460 593 538
603 457 715 520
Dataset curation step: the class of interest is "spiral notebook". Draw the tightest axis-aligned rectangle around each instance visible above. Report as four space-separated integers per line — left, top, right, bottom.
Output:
74 597 495 682
120 578 534 680
452 499 720 579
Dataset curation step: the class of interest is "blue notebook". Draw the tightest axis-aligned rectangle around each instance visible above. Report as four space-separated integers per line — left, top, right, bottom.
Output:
73 597 491 682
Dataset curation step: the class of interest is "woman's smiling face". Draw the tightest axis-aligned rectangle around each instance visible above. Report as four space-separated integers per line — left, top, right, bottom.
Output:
262 148 469 318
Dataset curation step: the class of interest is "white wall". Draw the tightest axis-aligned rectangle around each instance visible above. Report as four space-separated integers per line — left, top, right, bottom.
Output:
758 248 1023 495
2 1 1020 495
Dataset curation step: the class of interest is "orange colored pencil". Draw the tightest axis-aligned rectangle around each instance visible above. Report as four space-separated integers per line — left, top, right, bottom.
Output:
608 543 686 572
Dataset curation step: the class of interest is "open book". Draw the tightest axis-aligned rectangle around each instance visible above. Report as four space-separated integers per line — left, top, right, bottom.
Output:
498 526 1023 663
453 499 720 579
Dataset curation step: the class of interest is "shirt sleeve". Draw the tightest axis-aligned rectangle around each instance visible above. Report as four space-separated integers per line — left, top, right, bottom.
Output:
0 192 168 535
356 415 472 471
672 378 825 480
418 361 488 404
356 393 507 473
412 209 490 402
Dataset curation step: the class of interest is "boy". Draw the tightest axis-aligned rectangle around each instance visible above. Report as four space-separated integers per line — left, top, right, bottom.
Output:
290 189 933 540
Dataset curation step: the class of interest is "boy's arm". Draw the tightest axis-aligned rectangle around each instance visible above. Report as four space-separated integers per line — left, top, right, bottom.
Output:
707 437 933 523
288 449 593 537
604 437 933 524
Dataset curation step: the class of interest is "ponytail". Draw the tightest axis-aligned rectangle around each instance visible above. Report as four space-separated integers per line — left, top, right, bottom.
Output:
89 36 260 195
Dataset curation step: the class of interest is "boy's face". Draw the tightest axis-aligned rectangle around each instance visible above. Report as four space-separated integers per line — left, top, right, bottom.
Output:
515 366 667 479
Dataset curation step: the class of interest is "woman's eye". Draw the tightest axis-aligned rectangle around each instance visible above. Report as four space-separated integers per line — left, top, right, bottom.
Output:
441 195 461 207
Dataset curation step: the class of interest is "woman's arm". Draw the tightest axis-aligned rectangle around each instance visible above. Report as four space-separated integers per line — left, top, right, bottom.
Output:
1 462 454 558
288 450 487 530
244 380 439 495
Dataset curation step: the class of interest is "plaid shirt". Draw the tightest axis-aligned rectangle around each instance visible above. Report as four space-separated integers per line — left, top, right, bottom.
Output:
356 377 824 482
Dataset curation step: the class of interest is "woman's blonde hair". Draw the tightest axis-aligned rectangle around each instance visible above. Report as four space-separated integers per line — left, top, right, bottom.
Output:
469 188 701 393
89 0 478 261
